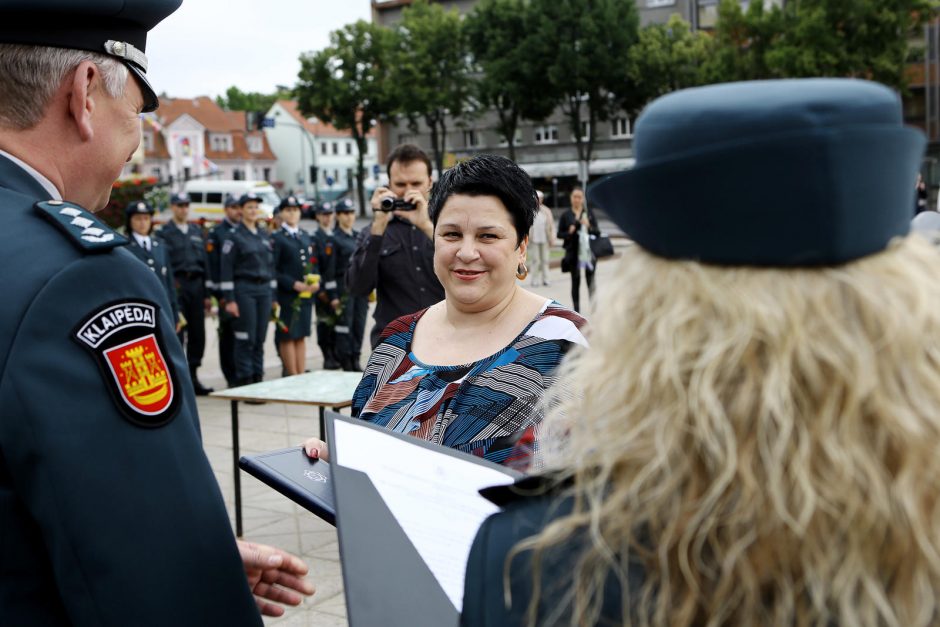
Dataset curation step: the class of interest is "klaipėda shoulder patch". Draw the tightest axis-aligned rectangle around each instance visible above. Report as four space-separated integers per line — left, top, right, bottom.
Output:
72 299 181 427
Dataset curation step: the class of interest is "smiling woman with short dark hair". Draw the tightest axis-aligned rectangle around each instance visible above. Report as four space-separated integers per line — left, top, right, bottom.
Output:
305 154 587 470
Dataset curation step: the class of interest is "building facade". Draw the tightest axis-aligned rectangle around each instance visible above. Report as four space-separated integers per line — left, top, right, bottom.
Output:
123 96 276 190
263 100 379 202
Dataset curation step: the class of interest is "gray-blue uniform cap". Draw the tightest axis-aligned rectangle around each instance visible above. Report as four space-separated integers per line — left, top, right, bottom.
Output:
589 79 926 266
0 0 182 113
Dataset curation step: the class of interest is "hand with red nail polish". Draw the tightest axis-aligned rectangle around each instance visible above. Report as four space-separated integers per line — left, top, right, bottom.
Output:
301 438 329 462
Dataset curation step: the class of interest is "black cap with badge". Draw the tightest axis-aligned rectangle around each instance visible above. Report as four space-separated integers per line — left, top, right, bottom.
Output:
0 0 183 113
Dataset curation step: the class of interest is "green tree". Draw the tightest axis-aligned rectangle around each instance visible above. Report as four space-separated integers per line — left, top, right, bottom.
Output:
393 0 473 176
703 0 936 88
296 21 399 216
530 0 640 184
215 86 291 115
626 14 712 114
465 0 555 162
765 0 935 89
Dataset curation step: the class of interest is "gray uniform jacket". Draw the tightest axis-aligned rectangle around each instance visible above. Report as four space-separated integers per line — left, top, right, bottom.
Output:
0 155 260 626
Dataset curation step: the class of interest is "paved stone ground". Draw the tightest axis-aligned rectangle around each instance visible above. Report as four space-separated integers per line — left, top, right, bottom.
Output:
194 237 630 625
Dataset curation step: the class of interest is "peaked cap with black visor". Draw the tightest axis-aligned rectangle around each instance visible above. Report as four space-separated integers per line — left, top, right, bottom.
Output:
0 0 183 113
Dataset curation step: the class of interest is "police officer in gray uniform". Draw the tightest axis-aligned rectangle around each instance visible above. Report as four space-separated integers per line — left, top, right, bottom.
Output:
125 199 179 328
157 192 213 394
208 194 242 387
313 202 340 369
219 192 276 385
0 2 313 624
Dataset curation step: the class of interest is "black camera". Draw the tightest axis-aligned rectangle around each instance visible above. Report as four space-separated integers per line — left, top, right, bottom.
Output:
379 197 416 212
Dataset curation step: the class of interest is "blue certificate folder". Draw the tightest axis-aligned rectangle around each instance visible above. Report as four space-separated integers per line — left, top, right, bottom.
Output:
238 448 335 526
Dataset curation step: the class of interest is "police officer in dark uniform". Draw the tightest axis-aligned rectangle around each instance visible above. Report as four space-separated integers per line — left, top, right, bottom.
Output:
272 195 320 376
332 199 368 371
0 3 313 624
157 192 213 394
219 192 276 385
208 194 242 387
313 201 340 369
125 199 180 328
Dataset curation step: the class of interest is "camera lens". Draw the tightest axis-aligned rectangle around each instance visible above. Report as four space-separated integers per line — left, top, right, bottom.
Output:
380 197 395 211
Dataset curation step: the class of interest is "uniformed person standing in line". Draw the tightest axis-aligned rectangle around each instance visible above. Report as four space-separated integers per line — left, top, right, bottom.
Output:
272 195 319 375
332 199 368 371
125 199 180 329
0 2 314 624
157 191 213 394
208 194 242 387
313 202 340 369
220 192 276 385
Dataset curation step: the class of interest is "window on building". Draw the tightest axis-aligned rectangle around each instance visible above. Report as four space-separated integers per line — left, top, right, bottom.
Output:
463 129 479 148
263 167 271 181
534 125 558 144
233 169 243 181
580 121 591 141
247 136 262 153
346 142 353 155
183 167 191 181
210 134 232 153
152 167 162 179
321 142 328 155
611 117 631 138
143 132 154 152
332 142 339 155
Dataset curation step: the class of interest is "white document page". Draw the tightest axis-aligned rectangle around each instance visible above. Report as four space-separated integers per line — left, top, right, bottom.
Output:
333 419 516 611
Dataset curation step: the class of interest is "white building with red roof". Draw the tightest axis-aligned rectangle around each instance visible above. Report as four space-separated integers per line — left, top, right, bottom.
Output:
264 100 379 202
124 97 277 190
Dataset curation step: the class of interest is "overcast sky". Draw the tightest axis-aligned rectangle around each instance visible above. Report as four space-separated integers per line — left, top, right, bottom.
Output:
146 1 372 99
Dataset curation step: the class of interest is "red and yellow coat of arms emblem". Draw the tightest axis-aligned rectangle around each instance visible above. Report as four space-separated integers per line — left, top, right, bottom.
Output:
73 299 180 427
103 334 174 415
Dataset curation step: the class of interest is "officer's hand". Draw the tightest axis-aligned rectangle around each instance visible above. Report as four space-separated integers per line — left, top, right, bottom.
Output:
568 224 576 235
225 301 240 317
330 298 340 310
302 437 330 462
395 189 433 239
237 540 316 617
370 187 392 236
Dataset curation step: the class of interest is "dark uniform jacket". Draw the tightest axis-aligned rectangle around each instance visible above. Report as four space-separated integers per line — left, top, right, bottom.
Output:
158 220 209 280
313 227 338 303
207 218 238 299
557 208 600 272
462 476 635 627
272 227 318 298
218 224 275 301
346 217 444 347
332 226 359 293
0 155 260 625
126 233 180 324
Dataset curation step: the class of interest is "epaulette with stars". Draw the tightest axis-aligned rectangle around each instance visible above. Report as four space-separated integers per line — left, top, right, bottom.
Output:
34 200 128 253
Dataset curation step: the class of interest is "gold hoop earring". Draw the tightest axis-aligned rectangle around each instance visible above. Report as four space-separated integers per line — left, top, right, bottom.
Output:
516 262 529 281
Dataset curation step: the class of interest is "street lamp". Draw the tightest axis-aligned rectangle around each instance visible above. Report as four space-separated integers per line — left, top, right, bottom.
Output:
269 111 320 203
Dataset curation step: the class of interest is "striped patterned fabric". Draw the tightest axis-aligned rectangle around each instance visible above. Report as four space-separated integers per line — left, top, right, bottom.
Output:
351 300 587 470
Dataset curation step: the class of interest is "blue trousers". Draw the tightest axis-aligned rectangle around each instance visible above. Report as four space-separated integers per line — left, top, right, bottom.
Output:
233 280 272 381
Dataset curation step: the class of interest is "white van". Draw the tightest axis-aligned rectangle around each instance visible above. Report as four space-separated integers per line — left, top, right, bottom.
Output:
181 180 279 221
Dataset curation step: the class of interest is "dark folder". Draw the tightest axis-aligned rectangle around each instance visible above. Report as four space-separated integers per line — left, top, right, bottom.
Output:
324 410 522 627
239 447 335 526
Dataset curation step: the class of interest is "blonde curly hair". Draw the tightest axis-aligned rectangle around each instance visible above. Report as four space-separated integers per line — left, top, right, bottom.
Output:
519 235 940 626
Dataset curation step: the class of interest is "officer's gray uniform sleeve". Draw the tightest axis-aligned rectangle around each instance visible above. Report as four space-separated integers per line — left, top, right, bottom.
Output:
0 253 261 626
219 235 236 301
345 227 381 297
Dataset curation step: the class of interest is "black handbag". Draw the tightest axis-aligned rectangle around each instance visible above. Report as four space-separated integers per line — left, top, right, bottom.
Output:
589 233 615 258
